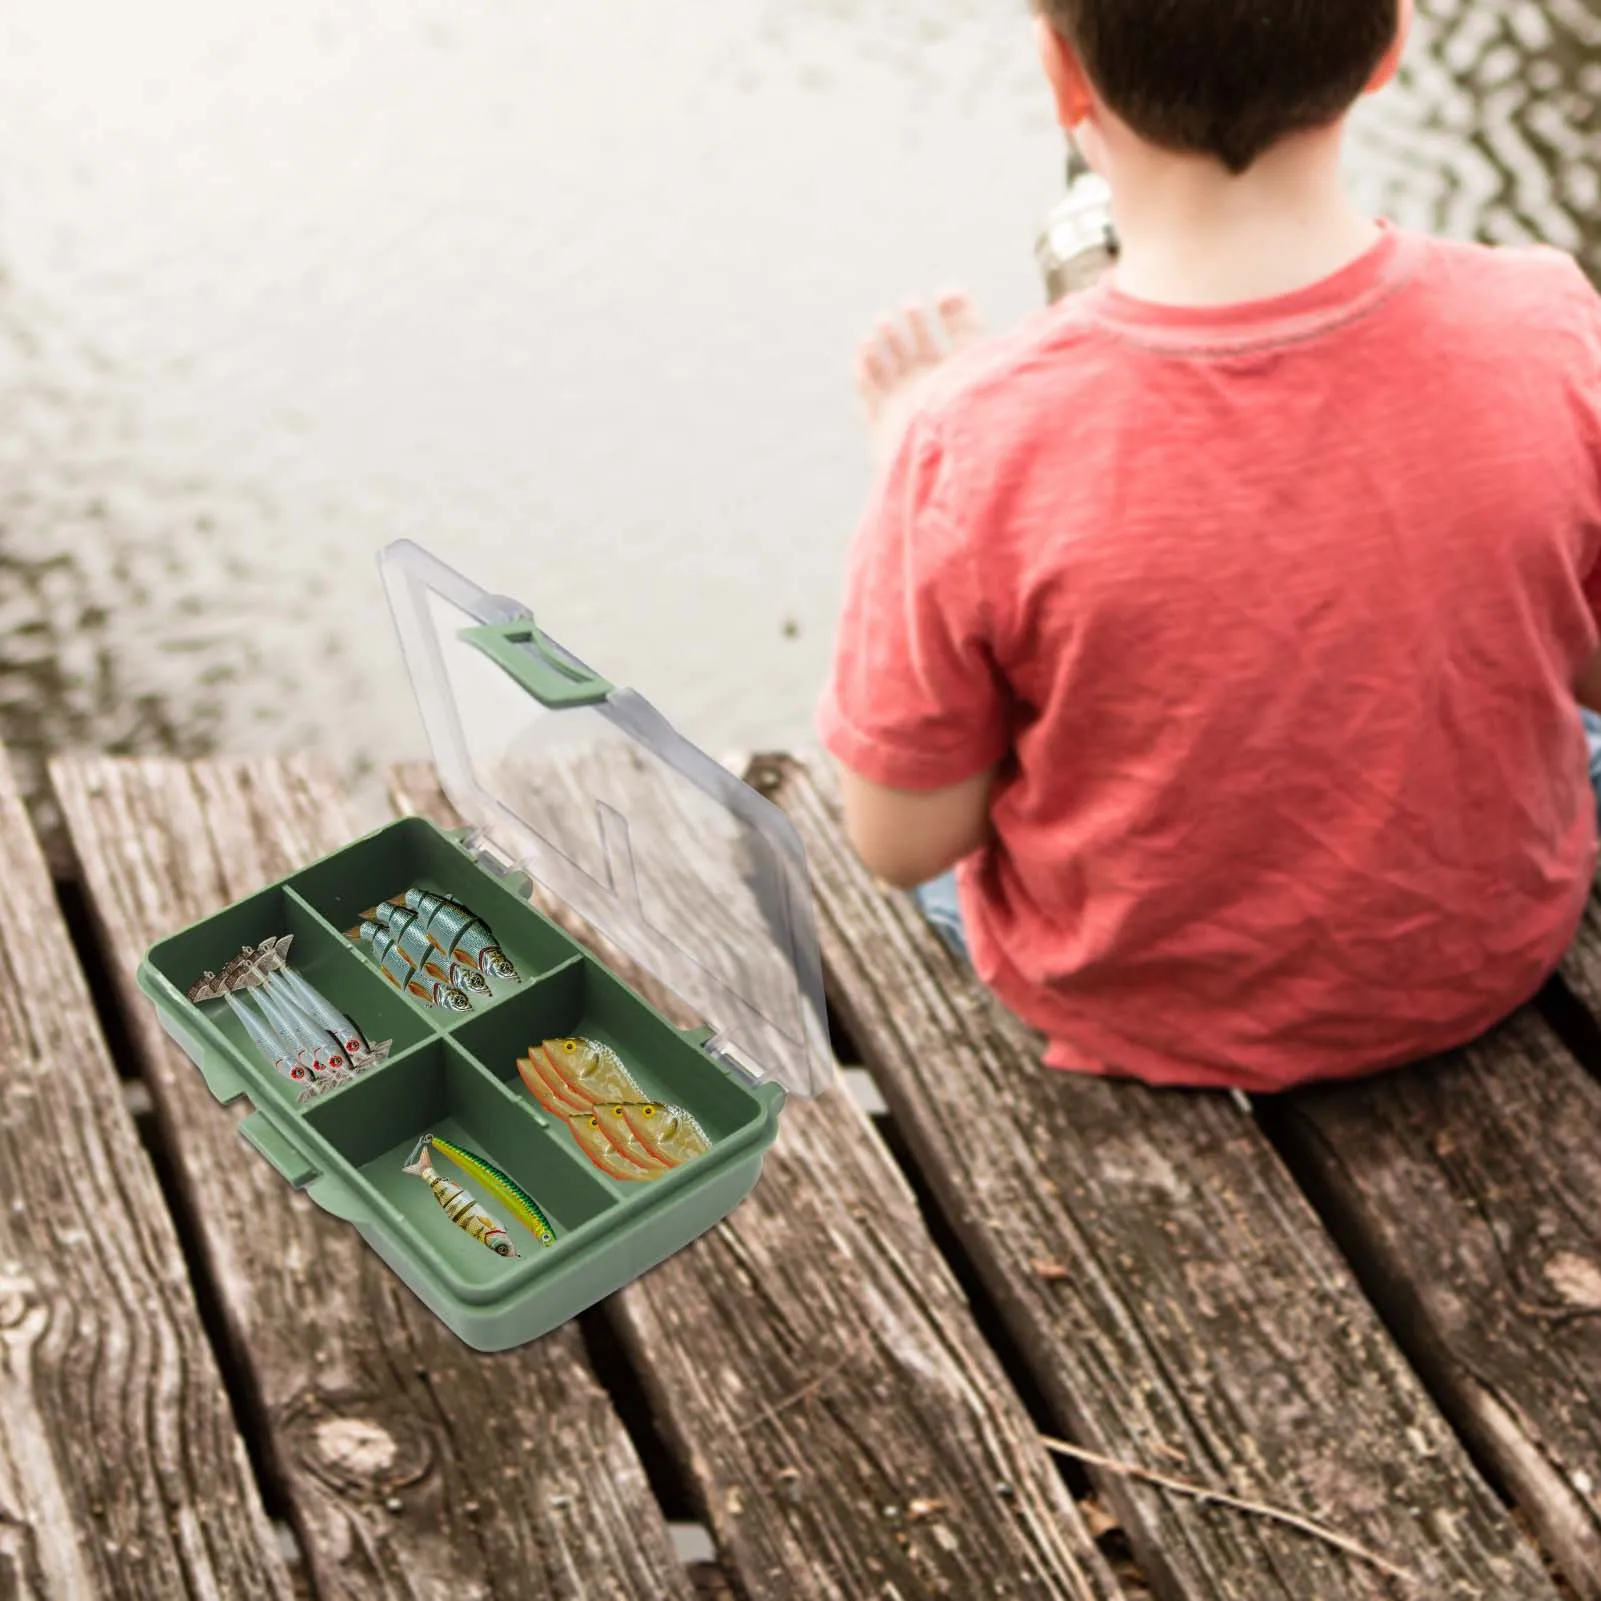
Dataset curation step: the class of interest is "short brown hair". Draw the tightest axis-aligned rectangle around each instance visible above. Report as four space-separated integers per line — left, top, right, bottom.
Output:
1040 0 1400 174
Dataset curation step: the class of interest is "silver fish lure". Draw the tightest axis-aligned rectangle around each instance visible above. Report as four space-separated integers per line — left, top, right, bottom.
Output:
360 921 472 1012
402 889 519 983
258 994 349 1102
190 936 387 1101
372 902 491 996
244 958 378 1082
270 965 390 1069
253 985 349 1086
225 990 319 1099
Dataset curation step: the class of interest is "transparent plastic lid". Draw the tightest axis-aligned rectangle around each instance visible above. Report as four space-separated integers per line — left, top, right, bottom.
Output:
379 539 833 1099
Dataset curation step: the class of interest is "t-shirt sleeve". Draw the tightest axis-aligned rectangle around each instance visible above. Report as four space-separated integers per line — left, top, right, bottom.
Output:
1562 258 1601 626
816 411 1011 790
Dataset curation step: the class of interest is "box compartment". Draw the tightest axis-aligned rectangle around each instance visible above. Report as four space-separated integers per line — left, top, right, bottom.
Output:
289 815 576 1016
145 883 430 1109
302 1038 620 1296
449 952 766 1155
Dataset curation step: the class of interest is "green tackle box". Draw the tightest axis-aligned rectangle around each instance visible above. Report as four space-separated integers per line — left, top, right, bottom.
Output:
137 539 833 1351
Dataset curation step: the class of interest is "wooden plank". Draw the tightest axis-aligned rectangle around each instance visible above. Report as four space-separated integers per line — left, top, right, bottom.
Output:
1265 1004 1601 1599
1557 892 1601 1024
50 755 693 1601
0 746 294 1600
391 759 1131 1601
764 751 1561 1601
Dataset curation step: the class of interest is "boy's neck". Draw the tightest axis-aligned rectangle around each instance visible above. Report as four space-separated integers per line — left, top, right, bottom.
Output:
1099 123 1381 308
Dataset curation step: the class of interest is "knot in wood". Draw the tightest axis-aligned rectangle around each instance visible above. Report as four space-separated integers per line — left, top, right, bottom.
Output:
1544 1251 1601 1310
280 1390 435 1497
0 1268 40 1331
317 1418 397 1481
747 760 782 795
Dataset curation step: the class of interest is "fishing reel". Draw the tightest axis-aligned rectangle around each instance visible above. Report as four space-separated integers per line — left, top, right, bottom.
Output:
1034 144 1120 303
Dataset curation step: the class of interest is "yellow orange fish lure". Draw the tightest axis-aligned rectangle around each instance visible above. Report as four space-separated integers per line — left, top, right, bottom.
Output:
566 1108 662 1180
612 1101 711 1167
590 1101 673 1172
540 1037 644 1105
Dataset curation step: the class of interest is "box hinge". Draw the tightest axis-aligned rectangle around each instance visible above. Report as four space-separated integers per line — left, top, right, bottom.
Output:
700 1028 763 1087
456 826 523 883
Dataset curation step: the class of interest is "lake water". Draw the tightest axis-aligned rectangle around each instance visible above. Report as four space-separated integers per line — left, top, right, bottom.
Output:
0 0 1596 834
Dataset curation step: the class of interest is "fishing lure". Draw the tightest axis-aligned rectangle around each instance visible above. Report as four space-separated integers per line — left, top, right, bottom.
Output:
372 903 491 996
610 1101 711 1167
375 901 440 972
588 1101 673 1173
563 1107 663 1180
225 990 315 1095
366 922 456 1007
362 922 472 1012
402 1139 517 1257
426 1134 556 1247
189 936 293 1002
515 1051 591 1117
246 998 341 1103
190 938 386 1098
194 948 334 1099
252 985 346 1078
398 968 474 1012
539 1037 643 1105
402 889 519 982
272 964 390 1067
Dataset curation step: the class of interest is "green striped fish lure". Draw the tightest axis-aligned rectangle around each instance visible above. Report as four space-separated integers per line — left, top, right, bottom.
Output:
427 1133 557 1248
403 1139 517 1257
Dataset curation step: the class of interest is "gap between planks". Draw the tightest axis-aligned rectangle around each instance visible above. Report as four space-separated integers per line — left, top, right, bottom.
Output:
389 757 1135 1601
49 753 698 1601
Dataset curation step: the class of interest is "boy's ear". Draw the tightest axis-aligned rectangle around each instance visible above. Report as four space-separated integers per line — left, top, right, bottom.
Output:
1034 13 1095 128
1365 0 1414 92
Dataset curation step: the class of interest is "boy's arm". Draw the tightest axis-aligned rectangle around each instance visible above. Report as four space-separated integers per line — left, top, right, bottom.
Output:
834 763 995 891
817 412 1010 889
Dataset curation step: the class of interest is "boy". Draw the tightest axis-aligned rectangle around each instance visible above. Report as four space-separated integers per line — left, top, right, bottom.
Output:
816 0 1601 1093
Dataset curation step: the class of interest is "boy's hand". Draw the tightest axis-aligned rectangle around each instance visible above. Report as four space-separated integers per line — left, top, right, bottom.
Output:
854 291 984 468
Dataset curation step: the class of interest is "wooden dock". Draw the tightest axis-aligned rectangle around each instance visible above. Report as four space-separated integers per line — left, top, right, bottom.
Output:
4 744 1599 1599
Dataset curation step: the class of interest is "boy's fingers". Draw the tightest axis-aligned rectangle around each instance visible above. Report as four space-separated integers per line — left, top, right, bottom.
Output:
874 315 909 370
855 341 890 396
937 287 983 346
902 301 940 364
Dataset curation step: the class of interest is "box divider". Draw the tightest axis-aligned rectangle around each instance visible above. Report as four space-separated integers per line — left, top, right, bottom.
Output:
292 1032 440 1121
281 884 450 1026
443 1033 640 1213
283 817 585 993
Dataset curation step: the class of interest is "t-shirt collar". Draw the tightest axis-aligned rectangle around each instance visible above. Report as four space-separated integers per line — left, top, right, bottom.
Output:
1077 219 1419 351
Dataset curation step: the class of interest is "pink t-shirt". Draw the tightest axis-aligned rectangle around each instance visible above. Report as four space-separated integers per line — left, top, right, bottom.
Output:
817 224 1601 1092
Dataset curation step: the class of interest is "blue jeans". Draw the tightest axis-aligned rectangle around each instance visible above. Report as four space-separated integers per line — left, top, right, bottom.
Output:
912 868 971 964
915 707 1601 966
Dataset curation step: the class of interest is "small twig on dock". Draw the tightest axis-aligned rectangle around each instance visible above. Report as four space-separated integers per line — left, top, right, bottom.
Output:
734 1346 858 1436
1039 1435 1420 1587
1515 1299 1601 1326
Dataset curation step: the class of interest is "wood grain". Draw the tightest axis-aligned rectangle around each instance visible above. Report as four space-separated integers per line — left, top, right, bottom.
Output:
391 757 1130 1601
1557 891 1601 1024
765 750 1559 1601
0 746 294 1600
1267 1004 1601 1599
50 754 693 1601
